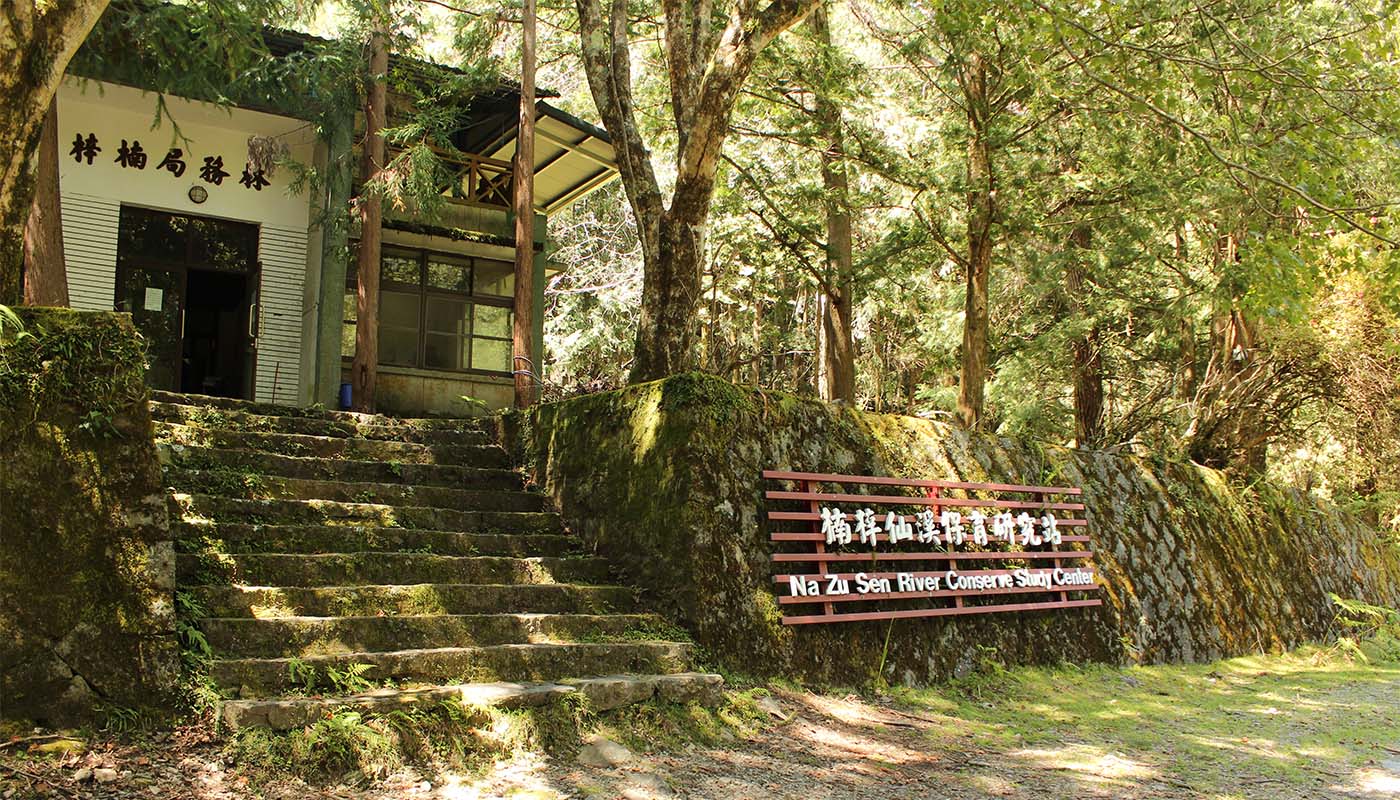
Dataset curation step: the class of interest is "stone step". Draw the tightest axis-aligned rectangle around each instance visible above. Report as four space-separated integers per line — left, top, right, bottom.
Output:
156 423 511 467
151 390 489 429
212 641 696 698
151 401 491 445
162 446 521 490
220 672 725 731
201 612 669 657
189 582 640 618
174 522 579 557
165 468 546 512
171 493 563 534
179 552 612 587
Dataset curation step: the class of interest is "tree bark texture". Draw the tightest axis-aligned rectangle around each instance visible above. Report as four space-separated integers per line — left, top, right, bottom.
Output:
1066 225 1102 446
810 3 855 403
957 53 994 430
512 0 537 408
351 27 388 413
23 98 68 306
1 0 110 306
574 0 821 382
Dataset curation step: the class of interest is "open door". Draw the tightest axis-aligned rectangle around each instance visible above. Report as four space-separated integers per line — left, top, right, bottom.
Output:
115 265 185 391
115 206 259 399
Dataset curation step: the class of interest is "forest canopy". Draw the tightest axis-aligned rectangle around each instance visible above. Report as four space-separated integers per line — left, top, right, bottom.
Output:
6 0 1400 530
533 0 1400 531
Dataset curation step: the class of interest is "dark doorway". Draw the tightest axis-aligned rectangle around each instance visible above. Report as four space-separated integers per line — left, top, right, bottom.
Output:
182 270 251 397
115 206 260 398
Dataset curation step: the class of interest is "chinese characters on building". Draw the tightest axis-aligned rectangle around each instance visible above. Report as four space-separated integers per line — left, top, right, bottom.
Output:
819 506 1062 548
69 132 271 191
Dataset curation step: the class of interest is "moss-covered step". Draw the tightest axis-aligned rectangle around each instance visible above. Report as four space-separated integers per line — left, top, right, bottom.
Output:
171 493 564 533
200 612 672 657
211 640 696 697
161 446 521 489
174 522 578 558
156 423 511 467
150 401 491 445
178 552 613 587
165 469 545 512
190 582 640 618
219 672 725 731
151 390 489 427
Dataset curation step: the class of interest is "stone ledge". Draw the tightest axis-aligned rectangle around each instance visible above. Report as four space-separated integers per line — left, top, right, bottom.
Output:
220 672 724 731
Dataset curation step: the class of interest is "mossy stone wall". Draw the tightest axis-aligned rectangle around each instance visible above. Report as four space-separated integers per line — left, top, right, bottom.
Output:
502 373 1400 685
1 309 177 724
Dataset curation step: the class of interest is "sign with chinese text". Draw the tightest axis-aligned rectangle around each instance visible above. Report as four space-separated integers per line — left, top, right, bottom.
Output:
764 470 1102 625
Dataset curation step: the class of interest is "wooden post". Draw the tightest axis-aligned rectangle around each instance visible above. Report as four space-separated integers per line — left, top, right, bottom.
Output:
512 0 537 408
805 480 834 618
351 24 388 413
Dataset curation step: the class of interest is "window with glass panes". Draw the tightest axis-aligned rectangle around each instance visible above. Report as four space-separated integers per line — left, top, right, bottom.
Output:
343 248 515 373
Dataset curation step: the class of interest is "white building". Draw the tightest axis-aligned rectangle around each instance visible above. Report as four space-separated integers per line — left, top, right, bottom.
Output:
54 28 618 413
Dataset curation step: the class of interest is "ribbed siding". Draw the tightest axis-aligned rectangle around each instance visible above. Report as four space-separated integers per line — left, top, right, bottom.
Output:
256 224 308 405
62 193 121 311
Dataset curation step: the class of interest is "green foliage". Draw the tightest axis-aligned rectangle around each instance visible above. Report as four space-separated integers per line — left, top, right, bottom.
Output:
539 0 1400 506
175 592 211 662
93 703 156 735
175 590 223 720
286 657 318 695
0 309 147 437
1328 595 1400 662
232 709 397 781
325 663 376 695
0 305 31 344
603 691 772 753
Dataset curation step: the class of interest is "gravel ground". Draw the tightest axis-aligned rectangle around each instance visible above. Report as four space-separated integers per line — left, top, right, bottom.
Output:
3 661 1397 800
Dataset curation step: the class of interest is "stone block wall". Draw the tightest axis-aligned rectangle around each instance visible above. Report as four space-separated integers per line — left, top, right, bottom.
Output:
0 308 177 724
502 373 1400 685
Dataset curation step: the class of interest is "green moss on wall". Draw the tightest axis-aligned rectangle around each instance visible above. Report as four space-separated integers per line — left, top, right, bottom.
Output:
0 309 178 724
502 373 1400 687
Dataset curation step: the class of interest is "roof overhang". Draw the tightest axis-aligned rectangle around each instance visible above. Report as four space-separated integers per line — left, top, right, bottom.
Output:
481 101 621 216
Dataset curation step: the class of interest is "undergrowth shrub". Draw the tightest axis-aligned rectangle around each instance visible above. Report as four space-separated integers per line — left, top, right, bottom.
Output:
1326 594 1400 662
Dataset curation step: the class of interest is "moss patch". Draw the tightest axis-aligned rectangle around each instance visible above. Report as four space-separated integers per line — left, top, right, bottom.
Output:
500 372 1400 687
0 309 178 725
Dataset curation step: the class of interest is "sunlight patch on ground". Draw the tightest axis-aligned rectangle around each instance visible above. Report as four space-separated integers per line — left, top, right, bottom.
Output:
1185 732 1292 762
436 750 564 799
1012 743 1157 786
1344 766 1400 795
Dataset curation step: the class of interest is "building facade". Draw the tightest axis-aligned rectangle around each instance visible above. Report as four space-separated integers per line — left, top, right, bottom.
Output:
54 40 616 414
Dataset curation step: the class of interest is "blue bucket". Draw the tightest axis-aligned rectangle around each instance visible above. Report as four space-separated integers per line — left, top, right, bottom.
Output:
338 382 352 410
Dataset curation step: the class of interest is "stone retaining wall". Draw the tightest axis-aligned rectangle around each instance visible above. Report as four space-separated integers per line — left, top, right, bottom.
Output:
0 309 177 724
502 373 1400 685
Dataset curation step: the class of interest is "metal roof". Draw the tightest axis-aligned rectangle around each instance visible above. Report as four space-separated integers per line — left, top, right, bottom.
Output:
480 101 620 215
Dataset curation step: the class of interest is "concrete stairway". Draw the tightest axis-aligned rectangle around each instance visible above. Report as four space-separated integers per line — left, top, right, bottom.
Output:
152 391 719 730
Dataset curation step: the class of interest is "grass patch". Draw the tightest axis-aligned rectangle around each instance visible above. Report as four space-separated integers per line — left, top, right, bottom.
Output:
227 697 594 786
880 641 1400 794
599 688 773 753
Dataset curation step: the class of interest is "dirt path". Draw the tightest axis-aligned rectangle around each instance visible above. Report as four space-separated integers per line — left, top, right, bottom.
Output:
4 653 1398 799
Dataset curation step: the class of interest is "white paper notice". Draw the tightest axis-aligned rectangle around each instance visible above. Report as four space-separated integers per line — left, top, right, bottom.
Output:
144 287 163 312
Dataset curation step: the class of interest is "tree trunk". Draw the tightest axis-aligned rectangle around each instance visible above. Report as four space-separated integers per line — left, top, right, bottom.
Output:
809 4 856 404
1066 225 1102 446
630 200 707 380
351 26 388 413
1 0 110 306
512 0 537 408
23 98 68 306
573 0 821 384
957 53 994 430
1173 222 1198 402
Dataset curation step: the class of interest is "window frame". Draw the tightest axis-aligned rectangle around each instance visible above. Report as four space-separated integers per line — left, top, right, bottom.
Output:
343 244 516 377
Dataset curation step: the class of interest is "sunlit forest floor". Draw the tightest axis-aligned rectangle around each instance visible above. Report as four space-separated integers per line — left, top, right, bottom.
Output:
3 645 1397 799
